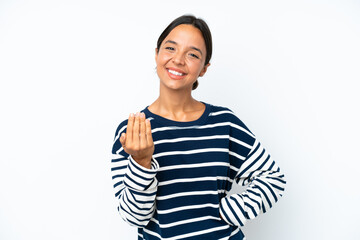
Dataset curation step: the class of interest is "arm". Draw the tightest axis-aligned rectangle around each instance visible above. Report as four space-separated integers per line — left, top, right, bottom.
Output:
111 112 158 227
220 136 286 226
111 154 159 227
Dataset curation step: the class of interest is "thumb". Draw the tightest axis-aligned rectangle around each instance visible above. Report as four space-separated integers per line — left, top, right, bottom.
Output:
120 133 126 149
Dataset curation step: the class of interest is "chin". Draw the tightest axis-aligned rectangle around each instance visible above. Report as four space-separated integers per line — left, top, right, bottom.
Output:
161 82 190 91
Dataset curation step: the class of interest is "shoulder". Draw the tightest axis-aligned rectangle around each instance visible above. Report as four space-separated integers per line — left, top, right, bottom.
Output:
207 103 253 134
113 118 128 139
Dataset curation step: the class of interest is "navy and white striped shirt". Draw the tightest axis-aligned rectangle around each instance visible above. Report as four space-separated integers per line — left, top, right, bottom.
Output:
111 103 286 240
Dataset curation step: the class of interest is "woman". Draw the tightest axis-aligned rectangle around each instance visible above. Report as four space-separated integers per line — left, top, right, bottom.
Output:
111 15 286 240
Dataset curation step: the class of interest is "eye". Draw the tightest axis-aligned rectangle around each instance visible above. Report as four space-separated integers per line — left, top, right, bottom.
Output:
189 53 199 59
165 47 175 51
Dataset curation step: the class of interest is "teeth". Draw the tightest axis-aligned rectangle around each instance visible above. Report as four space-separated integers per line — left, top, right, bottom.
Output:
168 69 184 76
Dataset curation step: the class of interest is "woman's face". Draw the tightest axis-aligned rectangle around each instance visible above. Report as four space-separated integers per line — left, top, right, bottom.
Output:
155 24 210 91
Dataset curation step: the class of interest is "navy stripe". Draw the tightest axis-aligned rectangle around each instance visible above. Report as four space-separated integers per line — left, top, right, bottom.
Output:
114 187 124 198
268 175 287 184
129 189 157 197
112 174 125 180
244 192 261 210
262 201 266 213
120 202 151 225
255 184 273 209
246 142 260 159
129 159 156 181
257 178 278 202
113 180 123 188
269 182 285 192
268 160 275 170
123 191 154 219
220 203 233 225
245 202 258 217
238 144 263 177
111 166 127 171
229 196 245 226
247 153 270 180
124 173 148 189
126 197 155 213
111 157 126 162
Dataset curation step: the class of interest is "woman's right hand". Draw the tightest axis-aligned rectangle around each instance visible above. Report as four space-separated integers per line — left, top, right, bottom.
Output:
120 112 154 169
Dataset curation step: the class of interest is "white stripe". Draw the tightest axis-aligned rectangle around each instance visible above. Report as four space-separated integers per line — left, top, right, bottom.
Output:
217 227 240 240
218 236 228 240
248 139 259 155
154 135 228 145
209 110 233 116
156 190 226 201
159 162 239 173
146 224 230 240
151 122 230 133
158 162 230 172
153 148 229 158
111 159 129 175
115 147 124 154
118 138 233 156
256 180 276 210
261 155 275 171
229 194 247 225
151 215 220 228
113 125 127 144
151 121 254 138
159 176 231 186
229 123 254 137
120 192 151 226
229 151 246 161
157 203 219 214
130 192 157 203
229 137 252 149
238 141 265 177
111 154 127 161
230 228 241 238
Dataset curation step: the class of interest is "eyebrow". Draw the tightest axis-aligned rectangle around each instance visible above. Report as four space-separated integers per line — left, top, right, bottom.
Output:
164 40 203 56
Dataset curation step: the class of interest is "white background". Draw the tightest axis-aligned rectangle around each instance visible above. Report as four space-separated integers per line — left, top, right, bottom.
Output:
1 0 359 239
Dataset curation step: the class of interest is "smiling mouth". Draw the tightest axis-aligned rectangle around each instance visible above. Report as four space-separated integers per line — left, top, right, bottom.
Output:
167 69 185 76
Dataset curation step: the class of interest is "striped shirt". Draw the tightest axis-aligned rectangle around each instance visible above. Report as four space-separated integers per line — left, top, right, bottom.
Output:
111 103 286 240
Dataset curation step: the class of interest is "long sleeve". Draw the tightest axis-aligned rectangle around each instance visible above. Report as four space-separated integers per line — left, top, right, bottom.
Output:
111 122 159 227
219 137 286 227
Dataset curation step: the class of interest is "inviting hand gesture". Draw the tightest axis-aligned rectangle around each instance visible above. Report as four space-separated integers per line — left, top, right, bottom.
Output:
120 112 154 169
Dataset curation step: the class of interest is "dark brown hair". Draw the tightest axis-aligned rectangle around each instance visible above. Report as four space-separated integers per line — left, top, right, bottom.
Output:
157 15 212 90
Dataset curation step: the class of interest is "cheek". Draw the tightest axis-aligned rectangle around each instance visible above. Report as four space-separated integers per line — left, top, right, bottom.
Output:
188 61 205 75
157 52 172 64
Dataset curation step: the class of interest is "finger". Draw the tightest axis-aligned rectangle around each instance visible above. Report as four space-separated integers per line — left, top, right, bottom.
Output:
133 112 140 145
120 133 126 149
145 118 153 145
139 113 146 147
126 113 134 142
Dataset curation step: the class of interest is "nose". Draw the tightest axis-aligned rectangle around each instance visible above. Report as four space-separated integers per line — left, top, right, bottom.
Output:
172 51 185 65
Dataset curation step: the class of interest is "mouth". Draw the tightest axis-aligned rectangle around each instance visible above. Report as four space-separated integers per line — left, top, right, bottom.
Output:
167 69 185 76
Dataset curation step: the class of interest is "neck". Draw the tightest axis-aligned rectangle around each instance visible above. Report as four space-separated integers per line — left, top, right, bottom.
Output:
149 85 204 121
156 86 196 111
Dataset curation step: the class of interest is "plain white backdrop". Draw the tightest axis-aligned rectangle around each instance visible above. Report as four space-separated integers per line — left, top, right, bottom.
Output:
1 0 359 239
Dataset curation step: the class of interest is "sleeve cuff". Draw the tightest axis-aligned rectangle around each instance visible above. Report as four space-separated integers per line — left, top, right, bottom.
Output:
123 156 159 191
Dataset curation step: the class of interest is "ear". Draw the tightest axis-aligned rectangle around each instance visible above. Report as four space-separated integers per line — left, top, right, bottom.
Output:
155 48 158 62
199 63 210 77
